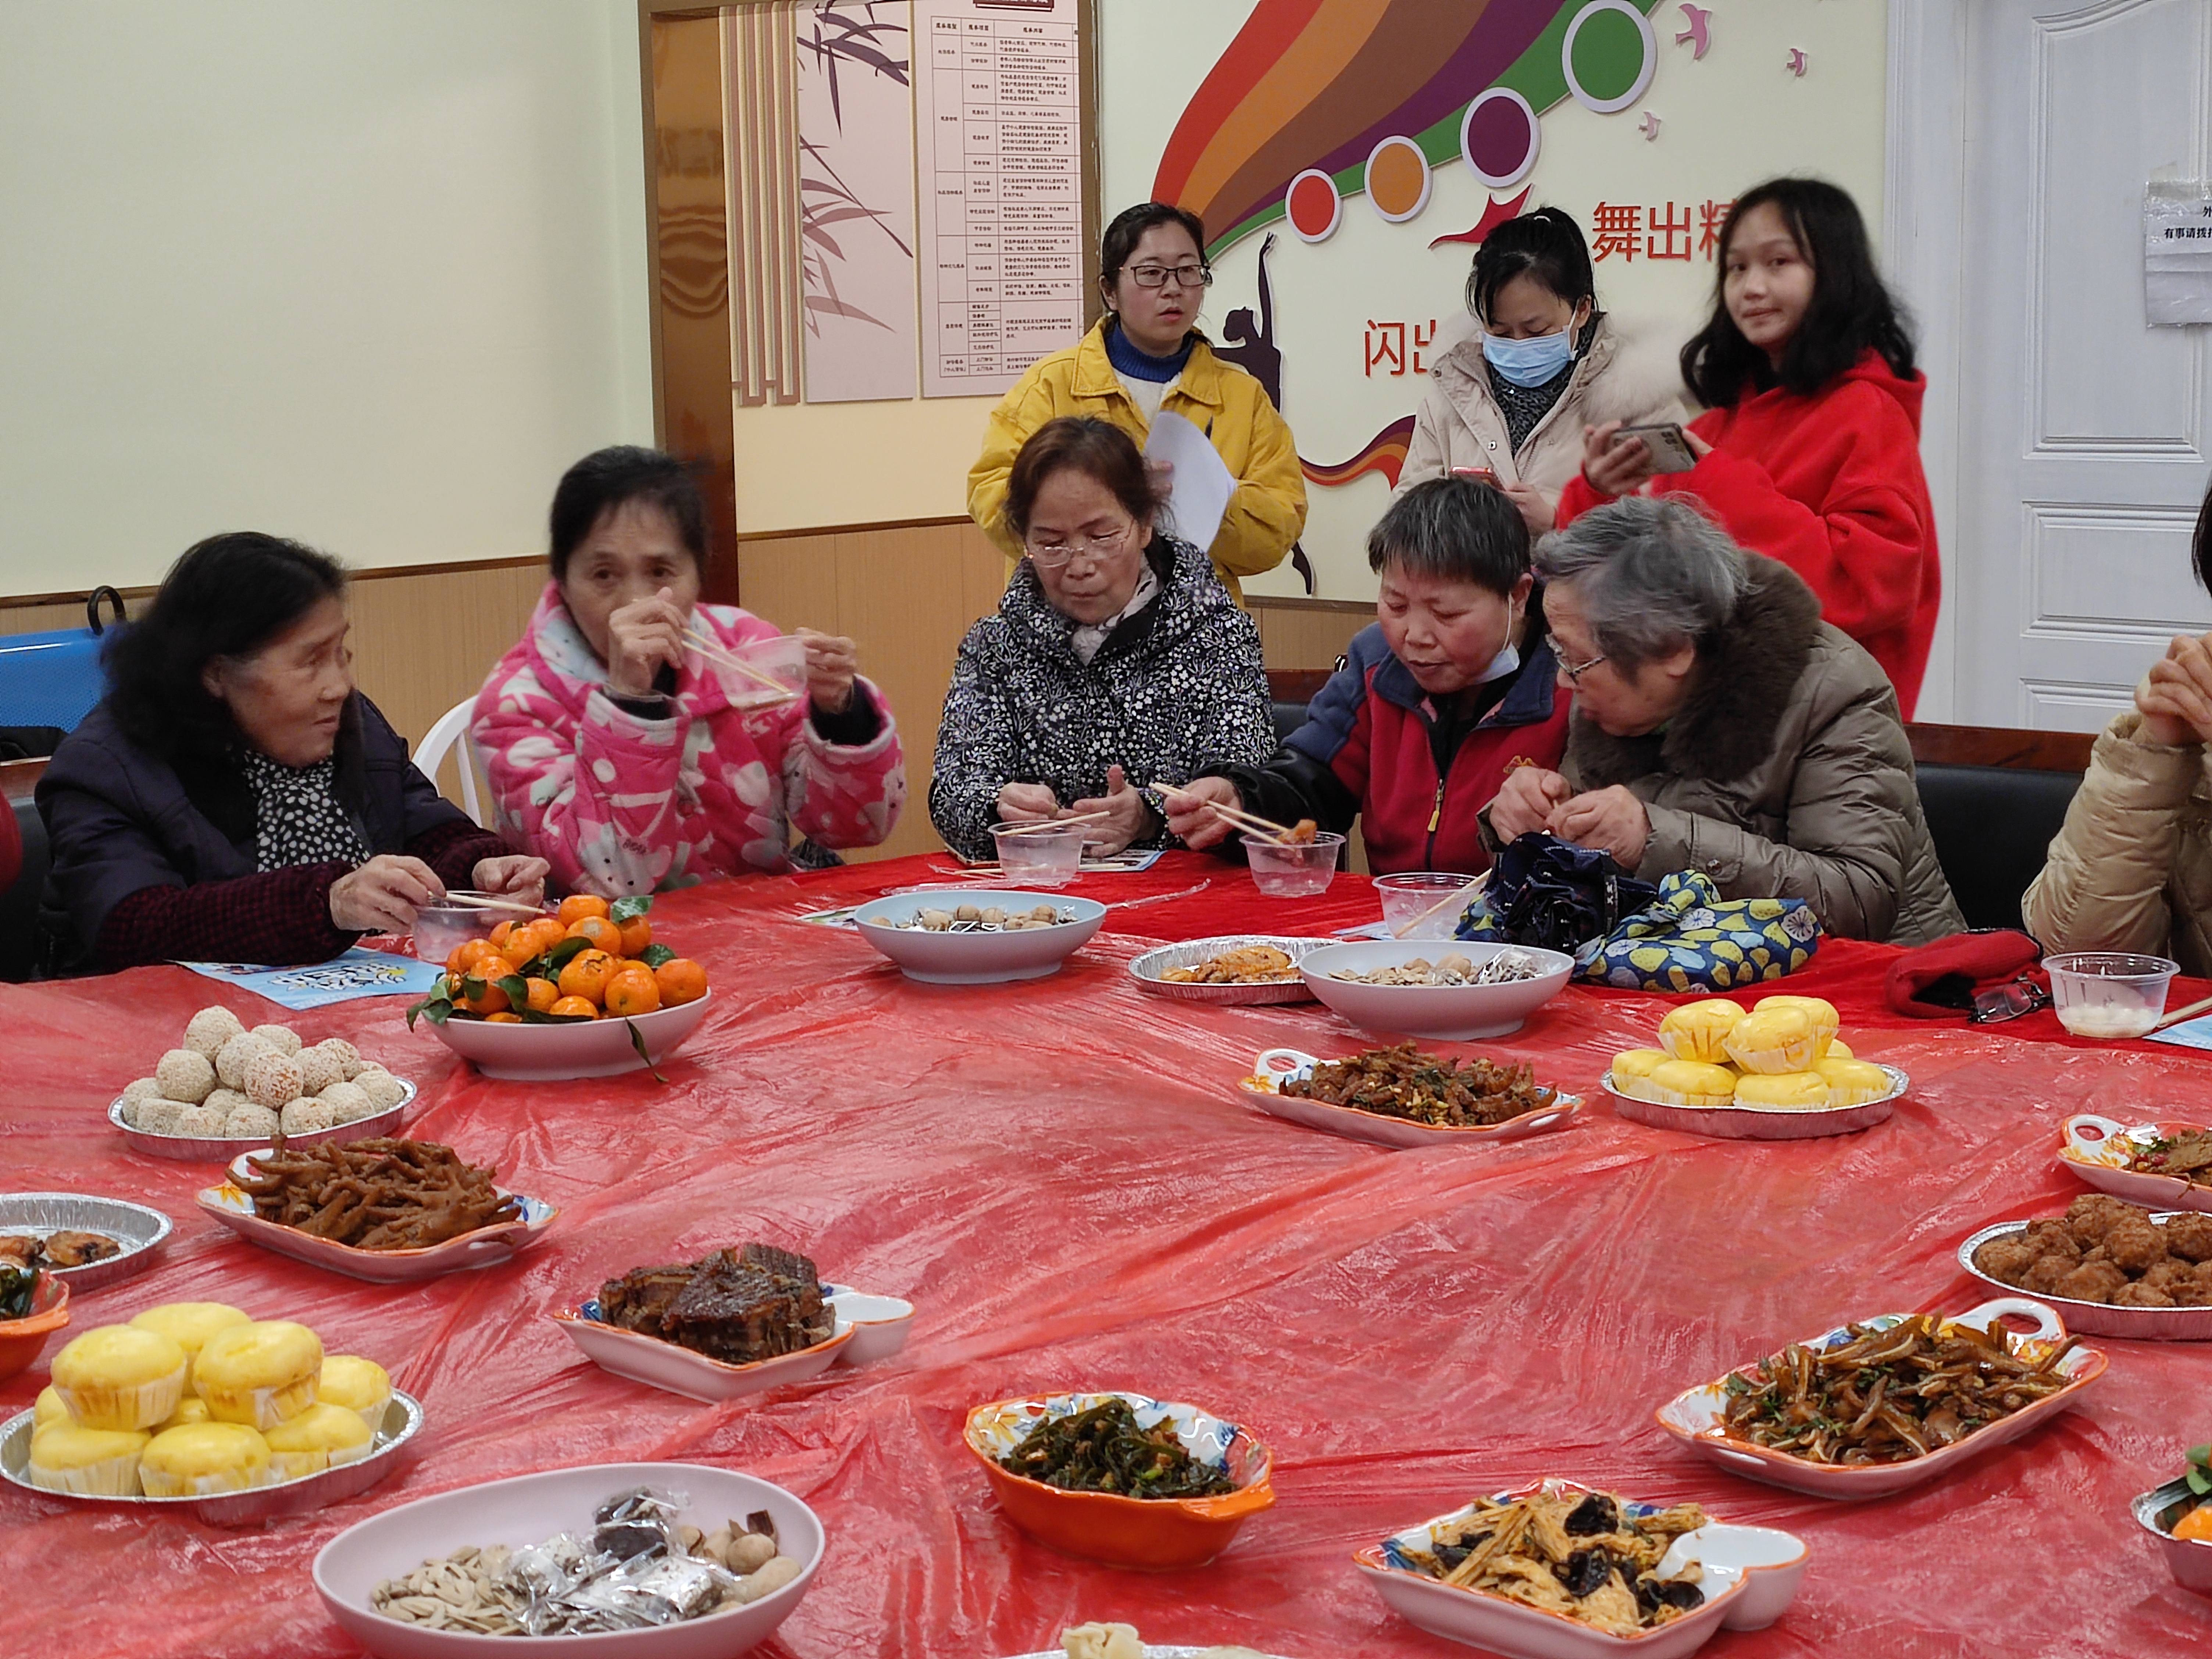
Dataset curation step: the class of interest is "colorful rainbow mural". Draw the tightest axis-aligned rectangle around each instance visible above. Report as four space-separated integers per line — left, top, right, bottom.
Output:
1153 0 1661 254
1301 416 1418 490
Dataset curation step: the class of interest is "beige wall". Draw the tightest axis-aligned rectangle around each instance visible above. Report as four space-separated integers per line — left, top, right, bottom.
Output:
0 2 654 597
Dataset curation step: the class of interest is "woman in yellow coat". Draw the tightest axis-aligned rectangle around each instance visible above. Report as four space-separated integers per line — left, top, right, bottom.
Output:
968 203 1306 605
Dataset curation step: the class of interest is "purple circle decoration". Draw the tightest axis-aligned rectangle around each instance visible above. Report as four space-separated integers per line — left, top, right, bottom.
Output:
1459 87 1540 190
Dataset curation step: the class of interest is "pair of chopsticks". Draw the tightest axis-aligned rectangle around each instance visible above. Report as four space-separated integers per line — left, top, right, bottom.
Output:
682 626 799 703
994 810 1112 837
2154 993 2212 1032
1148 781 1299 845
435 893 546 918
1391 871 1490 938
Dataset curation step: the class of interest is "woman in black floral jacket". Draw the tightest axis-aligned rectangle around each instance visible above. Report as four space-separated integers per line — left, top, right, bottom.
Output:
930 417 1276 861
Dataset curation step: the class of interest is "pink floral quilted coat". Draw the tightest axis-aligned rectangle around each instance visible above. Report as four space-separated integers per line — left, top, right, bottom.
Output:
472 585 905 896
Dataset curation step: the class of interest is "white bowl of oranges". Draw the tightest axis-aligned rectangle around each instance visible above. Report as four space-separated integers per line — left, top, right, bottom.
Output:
406 895 713 1081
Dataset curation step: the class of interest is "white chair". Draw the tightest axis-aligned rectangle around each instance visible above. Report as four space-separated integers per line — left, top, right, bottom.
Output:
412 698 488 828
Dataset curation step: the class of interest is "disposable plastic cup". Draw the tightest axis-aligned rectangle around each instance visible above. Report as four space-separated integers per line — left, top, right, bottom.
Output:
2044 952 2178 1039
990 824 1086 888
411 893 508 966
1244 832 1345 898
1374 872 1480 939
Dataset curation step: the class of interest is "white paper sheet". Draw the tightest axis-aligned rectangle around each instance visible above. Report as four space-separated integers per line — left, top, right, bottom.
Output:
1145 410 1236 554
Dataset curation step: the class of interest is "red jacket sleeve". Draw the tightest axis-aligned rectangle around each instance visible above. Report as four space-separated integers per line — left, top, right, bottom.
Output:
1658 390 1932 642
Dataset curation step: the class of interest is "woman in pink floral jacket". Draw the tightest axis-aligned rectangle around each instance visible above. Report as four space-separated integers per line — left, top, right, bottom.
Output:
473 447 904 896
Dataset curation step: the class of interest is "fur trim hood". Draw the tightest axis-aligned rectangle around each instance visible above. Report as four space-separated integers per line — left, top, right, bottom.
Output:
1566 555 1825 787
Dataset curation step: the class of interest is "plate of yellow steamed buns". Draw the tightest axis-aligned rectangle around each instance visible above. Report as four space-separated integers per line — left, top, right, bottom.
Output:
0 1301 422 1523
1604 996 1907 1140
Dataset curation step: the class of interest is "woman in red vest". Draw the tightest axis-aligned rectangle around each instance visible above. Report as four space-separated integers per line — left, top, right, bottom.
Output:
1554 178 1940 718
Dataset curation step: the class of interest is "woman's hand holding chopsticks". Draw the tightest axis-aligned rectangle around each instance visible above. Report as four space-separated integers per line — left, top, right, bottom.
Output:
1064 765 1153 857
1158 776 1242 850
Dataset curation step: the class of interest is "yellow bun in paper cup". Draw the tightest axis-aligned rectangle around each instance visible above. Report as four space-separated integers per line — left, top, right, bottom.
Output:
1658 999 1748 1063
318 1356 393 1433
1817 1057 1892 1107
1733 1071 1832 1110
193 1320 322 1430
1608 1049 1670 1102
128 1303 250 1385
137 1421 272 1497
1755 995 1841 1058
1722 1007 1821 1074
262 1402 375 1480
1649 1060 1739 1109
50 1326 188 1432
26 1424 150 1495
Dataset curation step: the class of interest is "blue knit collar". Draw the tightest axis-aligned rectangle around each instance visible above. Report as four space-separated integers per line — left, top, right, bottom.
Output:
1103 317 1194 383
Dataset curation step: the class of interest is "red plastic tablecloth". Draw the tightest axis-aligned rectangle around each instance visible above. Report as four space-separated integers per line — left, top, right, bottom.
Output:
6 852 2212 1659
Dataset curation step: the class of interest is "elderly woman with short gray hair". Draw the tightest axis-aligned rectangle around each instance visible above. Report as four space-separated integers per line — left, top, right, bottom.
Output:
1488 496 1961 944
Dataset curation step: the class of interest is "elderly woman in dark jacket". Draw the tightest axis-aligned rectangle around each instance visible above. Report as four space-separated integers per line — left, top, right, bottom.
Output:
1488 496 1961 945
930 417 1276 860
38 532 546 974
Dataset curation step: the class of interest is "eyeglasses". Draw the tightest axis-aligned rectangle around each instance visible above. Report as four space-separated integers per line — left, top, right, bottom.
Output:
1124 263 1212 291
1024 521 1135 568
1558 649 1608 685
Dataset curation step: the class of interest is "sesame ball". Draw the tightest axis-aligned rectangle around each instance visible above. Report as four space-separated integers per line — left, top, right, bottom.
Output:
204 1088 250 1119
317 1082 374 1125
249 1024 302 1057
223 1102 282 1141
294 1046 343 1095
133 1098 189 1135
350 1068 405 1112
310 1038 361 1081
172 1104 228 1138
214 1033 272 1090
154 1050 216 1105
279 1097 338 1136
242 1051 304 1111
183 1006 247 1059
119 1077 164 1107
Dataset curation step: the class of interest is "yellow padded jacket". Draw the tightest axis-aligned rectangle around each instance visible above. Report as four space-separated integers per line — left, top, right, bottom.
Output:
966 320 1307 606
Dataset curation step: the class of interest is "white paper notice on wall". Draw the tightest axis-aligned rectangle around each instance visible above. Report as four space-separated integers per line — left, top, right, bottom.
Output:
2145 185 2212 327
1145 412 1235 554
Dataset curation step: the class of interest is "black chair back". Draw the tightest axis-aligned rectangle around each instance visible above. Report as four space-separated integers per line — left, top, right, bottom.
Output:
1914 762 2081 932
0 796 49 983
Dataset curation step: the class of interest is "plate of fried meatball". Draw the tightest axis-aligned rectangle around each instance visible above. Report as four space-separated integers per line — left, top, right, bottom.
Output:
1961 1193 2212 1339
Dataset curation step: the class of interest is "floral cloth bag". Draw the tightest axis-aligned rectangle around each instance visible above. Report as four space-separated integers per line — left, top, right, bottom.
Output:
1456 833 1823 991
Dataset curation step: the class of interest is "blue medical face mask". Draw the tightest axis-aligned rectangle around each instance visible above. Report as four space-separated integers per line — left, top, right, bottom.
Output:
1480 325 1576 386
1474 642 1521 684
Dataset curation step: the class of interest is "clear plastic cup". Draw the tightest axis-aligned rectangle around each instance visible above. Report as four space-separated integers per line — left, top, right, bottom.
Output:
411 893 504 966
1243 831 1346 897
1374 872 1481 939
2044 952 2178 1039
990 824 1087 888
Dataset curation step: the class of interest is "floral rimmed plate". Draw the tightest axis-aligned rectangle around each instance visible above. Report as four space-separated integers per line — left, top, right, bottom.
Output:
1957 1213 2212 1341
1356 1478 1808 1659
2058 1114 2212 1215
1653 1296 2104 1500
1236 1047 1580 1149
196 1154 554 1283
0 1391 423 1526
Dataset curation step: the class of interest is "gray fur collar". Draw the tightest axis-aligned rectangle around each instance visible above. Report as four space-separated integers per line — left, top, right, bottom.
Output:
1567 556 1823 787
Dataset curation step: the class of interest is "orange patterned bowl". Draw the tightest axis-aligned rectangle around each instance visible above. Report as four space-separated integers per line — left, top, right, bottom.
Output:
0 1273 70 1384
964 1390 1275 1570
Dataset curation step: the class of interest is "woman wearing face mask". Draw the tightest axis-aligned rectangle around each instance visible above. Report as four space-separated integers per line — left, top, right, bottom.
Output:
932 418 1275 861
1396 208 1690 538
474 446 904 896
37 533 546 974
1167 477 1570 875
1556 178 1940 717
968 202 1306 604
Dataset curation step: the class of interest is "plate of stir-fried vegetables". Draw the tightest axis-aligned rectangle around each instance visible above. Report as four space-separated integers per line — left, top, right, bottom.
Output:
1653 1297 2106 1499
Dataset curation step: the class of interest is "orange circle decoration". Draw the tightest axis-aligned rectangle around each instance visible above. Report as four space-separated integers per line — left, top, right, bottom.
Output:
1364 136 1432 224
1285 168 1341 243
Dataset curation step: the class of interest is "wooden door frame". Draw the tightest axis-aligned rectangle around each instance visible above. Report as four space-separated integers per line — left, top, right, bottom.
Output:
1883 0 1972 724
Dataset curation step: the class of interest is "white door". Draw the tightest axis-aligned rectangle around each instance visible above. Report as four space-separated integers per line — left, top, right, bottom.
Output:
1951 0 2212 729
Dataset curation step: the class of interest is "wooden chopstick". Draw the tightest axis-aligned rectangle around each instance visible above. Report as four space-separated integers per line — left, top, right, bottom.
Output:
683 627 800 700
1148 781 1297 844
995 810 1112 837
2153 993 2212 1032
435 894 547 917
1391 873 1489 939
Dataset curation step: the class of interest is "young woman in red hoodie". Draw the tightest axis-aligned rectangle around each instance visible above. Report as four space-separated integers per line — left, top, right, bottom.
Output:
1553 178 1940 717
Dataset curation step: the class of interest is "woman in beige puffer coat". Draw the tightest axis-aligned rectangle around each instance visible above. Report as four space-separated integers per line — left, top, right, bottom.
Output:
2024 479 2212 975
1396 208 1691 535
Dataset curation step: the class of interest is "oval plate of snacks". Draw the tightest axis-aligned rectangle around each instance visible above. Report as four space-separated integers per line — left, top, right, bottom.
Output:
1298 941 1574 1040
1959 1194 2212 1341
2057 1114 2212 1216
195 1141 555 1284
1128 936 1326 1005
1237 1046 1580 1150
1355 1479 1808 1659
0 1194 172 1292
0 1390 423 1527
1653 1296 2105 1500
853 890 1106 985
313 1464 822 1657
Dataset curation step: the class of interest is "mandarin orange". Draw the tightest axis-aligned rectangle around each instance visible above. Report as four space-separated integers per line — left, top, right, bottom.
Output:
556 948 616 1006
557 894 610 926
653 957 708 1007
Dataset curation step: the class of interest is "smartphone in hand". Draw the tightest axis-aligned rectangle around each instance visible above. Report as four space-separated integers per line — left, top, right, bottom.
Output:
1611 424 1699 473
1449 465 1501 487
